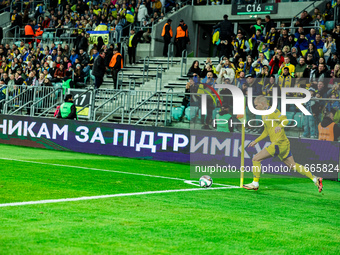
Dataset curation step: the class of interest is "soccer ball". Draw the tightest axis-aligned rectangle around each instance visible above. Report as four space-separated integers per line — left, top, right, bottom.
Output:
199 175 213 188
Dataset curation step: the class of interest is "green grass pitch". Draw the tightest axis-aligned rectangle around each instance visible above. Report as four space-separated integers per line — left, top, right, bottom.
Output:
0 144 339 254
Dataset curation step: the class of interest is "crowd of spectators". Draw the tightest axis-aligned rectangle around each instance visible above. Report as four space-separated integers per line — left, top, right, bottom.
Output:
0 0 185 91
6 0 182 42
0 0 191 117
184 3 340 138
1 0 340 139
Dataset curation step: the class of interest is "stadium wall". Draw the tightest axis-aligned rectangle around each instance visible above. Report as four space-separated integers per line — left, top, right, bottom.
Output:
151 5 194 57
0 115 338 180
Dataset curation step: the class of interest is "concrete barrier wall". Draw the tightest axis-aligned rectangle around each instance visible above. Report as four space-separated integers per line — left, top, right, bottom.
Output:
151 5 194 57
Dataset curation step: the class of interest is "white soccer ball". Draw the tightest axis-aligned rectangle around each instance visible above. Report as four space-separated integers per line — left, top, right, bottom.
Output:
199 175 213 188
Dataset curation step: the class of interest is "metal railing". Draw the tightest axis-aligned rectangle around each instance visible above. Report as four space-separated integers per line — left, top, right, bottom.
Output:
128 92 163 126
129 78 136 90
276 24 323 36
180 50 188 77
2 85 63 116
3 85 34 115
335 5 339 27
290 0 319 28
2 34 76 47
142 56 150 85
125 90 154 111
30 87 63 117
116 71 124 90
155 64 163 92
1 82 339 137
167 43 174 70
93 90 126 122
0 4 11 14
3 25 20 41
164 88 174 126
120 41 128 67
14 27 87 47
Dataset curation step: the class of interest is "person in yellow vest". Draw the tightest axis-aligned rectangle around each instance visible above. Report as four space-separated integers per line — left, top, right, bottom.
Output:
278 67 293 90
128 29 138 65
175 19 190 57
109 47 123 89
318 111 340 141
162 19 173 57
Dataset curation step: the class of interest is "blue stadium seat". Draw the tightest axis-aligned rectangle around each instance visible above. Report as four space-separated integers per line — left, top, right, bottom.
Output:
185 106 199 121
212 108 221 120
293 112 303 128
325 21 335 31
172 106 185 121
286 111 295 125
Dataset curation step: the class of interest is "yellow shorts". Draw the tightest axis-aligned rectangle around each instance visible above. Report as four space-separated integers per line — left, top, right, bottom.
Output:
265 143 292 161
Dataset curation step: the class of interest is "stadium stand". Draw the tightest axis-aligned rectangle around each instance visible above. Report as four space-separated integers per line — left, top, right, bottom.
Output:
0 0 339 140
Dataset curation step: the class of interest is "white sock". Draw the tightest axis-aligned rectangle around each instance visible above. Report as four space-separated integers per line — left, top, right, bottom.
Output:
252 181 259 187
313 176 317 184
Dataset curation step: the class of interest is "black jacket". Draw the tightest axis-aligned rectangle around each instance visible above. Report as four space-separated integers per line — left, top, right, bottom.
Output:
92 55 106 77
306 48 320 63
78 52 90 66
296 14 312 27
213 19 233 40
49 67 57 77
105 48 114 67
97 36 104 51
129 34 139 48
187 66 201 77
265 19 275 37
331 32 340 49
327 56 340 70
320 117 340 141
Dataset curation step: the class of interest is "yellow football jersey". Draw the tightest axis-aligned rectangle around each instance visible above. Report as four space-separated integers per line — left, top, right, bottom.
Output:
279 63 295 76
255 108 290 145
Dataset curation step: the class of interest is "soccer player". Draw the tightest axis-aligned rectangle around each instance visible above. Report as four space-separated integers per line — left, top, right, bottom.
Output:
243 95 323 192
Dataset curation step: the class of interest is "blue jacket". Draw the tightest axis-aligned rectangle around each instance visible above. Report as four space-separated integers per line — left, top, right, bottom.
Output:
70 54 78 65
247 81 262 96
294 38 309 52
314 40 324 50
22 52 29 62
294 32 302 40
306 33 316 42
326 101 340 112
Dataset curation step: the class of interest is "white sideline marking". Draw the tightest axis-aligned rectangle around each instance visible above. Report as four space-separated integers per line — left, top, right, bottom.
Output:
184 180 232 187
0 157 187 181
0 187 239 208
0 157 239 188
